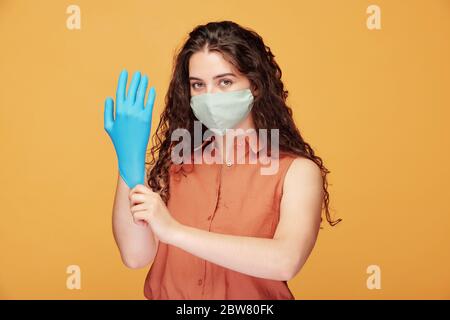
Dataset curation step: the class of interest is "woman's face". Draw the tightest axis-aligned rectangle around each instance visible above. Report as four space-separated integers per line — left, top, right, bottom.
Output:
188 49 253 97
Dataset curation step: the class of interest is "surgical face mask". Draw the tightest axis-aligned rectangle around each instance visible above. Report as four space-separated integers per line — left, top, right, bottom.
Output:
190 88 254 136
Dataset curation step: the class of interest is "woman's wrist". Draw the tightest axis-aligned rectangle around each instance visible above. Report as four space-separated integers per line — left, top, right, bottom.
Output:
167 221 187 246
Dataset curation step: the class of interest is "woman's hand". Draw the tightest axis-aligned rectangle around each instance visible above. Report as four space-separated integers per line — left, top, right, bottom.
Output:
129 184 182 244
104 69 156 188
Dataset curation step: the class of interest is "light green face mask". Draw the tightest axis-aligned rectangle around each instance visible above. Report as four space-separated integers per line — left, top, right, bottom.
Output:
190 88 254 136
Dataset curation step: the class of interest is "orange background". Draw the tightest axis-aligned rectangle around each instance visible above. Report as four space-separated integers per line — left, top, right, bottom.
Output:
0 0 449 299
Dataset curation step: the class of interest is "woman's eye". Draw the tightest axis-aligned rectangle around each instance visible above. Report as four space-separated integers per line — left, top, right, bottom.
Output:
220 79 233 86
191 82 203 89
191 80 232 89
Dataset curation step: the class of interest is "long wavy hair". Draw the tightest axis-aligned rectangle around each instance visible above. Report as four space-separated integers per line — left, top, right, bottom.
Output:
146 20 341 227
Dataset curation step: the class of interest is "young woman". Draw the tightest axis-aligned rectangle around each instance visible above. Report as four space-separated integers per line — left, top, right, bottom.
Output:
104 20 341 300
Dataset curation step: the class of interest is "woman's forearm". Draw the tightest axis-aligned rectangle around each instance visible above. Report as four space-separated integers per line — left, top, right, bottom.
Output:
168 223 293 281
112 173 158 269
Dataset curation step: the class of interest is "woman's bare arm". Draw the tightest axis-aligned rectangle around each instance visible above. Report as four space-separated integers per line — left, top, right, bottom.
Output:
167 157 323 281
112 171 159 269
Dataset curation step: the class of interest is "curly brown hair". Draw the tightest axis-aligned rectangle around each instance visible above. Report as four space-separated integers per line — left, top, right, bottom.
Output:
146 20 341 227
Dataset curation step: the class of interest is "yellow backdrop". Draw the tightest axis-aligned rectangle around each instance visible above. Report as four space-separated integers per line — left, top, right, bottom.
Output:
0 0 449 299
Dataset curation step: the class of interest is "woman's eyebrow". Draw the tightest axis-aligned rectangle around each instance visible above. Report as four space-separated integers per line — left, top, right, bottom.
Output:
189 73 237 81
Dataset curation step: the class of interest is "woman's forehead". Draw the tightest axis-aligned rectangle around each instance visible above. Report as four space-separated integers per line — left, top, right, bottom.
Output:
189 50 239 79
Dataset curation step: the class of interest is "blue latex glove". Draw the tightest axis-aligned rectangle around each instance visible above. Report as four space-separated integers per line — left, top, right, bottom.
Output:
104 69 156 188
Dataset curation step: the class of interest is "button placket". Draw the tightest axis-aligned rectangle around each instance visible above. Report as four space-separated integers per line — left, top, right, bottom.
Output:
202 159 223 296
207 164 223 228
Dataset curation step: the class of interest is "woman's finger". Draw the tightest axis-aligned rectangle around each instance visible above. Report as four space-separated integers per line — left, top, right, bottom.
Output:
132 210 149 225
130 193 146 205
116 69 128 104
134 220 148 227
130 203 146 213
136 75 148 109
130 184 152 196
145 86 156 117
127 71 141 105
104 97 114 133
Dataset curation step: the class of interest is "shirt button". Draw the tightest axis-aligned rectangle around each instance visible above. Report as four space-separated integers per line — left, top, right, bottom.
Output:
198 279 203 286
226 161 232 167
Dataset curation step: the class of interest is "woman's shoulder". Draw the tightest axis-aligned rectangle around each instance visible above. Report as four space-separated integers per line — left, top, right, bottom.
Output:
283 155 323 188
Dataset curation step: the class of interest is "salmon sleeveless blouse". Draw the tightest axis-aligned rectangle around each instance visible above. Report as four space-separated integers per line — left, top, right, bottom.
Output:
144 134 297 300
